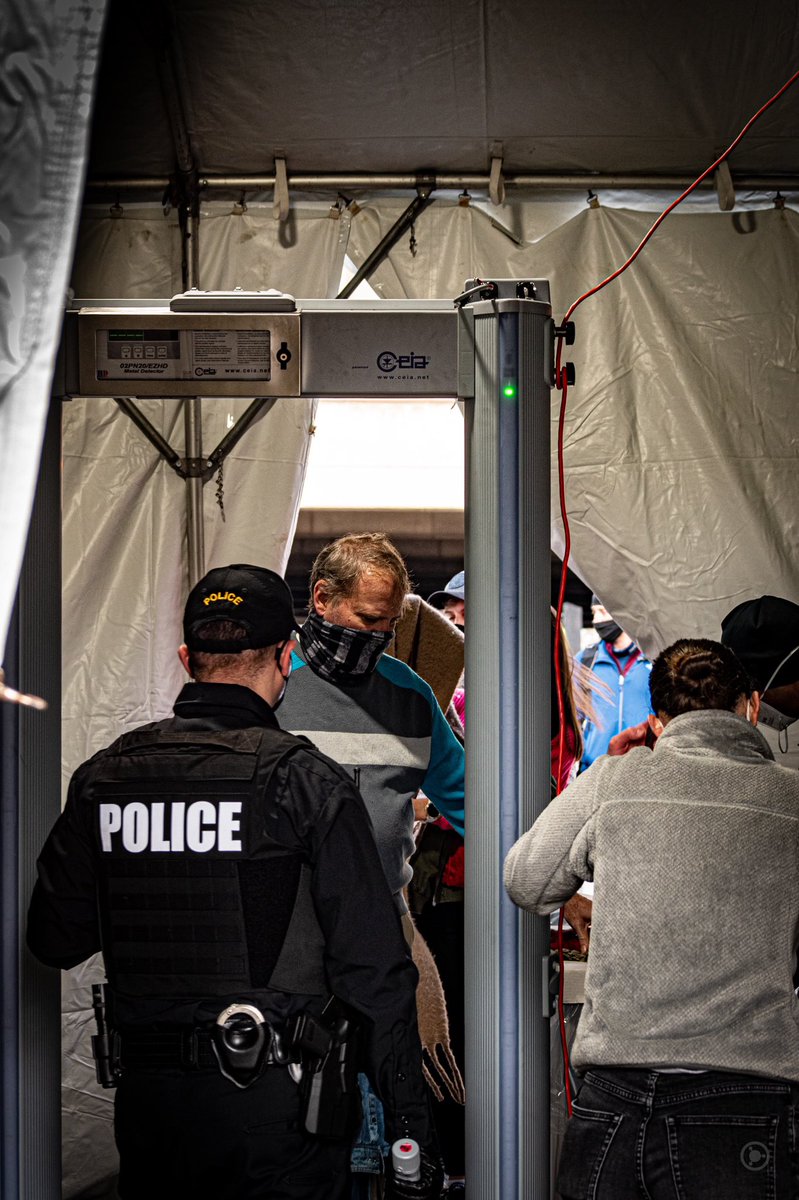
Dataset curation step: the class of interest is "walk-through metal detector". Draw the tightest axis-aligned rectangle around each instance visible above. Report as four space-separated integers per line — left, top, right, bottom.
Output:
9 281 563 1199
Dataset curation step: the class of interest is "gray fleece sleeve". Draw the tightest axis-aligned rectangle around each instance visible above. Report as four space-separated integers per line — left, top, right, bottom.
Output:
503 770 600 913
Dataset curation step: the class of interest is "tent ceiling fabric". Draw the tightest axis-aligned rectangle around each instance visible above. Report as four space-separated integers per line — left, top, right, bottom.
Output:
89 0 799 183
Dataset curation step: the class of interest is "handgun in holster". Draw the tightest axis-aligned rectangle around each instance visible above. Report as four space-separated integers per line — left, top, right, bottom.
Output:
91 983 122 1088
291 997 361 1140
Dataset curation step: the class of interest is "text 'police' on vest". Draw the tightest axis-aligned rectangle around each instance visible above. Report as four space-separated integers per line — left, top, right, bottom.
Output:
99 801 243 852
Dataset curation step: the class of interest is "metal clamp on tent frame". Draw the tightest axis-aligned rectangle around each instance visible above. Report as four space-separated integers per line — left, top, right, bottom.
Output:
337 176 436 299
114 396 277 481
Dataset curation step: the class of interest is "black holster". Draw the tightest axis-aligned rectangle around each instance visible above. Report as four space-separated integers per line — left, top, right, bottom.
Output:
293 998 361 1140
91 983 121 1089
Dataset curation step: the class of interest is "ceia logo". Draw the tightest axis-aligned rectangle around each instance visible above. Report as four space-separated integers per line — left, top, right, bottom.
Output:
377 351 431 373
195 366 218 376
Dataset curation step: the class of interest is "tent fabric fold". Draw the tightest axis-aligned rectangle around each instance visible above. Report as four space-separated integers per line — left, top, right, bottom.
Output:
0 0 107 663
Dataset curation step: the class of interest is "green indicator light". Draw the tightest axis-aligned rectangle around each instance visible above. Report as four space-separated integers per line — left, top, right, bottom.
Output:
502 382 517 398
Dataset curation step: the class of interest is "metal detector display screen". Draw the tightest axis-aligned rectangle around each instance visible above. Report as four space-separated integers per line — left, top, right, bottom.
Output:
95 328 272 381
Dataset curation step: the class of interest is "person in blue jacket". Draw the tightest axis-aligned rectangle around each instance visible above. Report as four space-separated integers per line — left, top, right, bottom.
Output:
577 596 653 770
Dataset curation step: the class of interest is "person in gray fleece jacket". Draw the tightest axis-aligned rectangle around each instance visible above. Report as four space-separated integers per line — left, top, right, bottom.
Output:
505 637 799 1200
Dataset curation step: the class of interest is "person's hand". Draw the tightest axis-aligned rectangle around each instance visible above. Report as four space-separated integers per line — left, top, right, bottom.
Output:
412 792 431 822
608 721 649 756
563 894 592 955
385 1148 445 1199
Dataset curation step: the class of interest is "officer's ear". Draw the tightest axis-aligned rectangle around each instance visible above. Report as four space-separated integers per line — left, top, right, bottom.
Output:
277 638 296 678
178 644 192 677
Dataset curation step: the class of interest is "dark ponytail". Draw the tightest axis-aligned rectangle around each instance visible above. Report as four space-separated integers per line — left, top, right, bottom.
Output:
650 638 751 719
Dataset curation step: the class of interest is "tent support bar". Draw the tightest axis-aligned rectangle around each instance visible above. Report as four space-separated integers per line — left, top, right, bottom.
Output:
337 184 435 299
114 395 207 585
85 171 799 193
184 399 205 588
114 399 187 476
114 396 277 481
206 397 276 470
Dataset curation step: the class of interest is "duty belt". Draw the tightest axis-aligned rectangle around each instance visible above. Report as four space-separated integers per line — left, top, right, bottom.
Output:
118 1024 298 1072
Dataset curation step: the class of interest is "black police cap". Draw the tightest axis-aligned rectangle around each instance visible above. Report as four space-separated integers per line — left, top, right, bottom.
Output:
183 564 295 653
720 594 799 692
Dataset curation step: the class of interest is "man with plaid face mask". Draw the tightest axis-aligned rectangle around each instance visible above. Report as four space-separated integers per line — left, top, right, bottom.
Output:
279 532 465 915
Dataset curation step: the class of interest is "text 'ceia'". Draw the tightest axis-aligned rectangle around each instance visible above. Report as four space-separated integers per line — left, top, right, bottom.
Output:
99 801 243 853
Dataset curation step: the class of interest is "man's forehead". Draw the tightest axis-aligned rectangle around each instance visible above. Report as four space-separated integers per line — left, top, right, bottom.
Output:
350 570 402 609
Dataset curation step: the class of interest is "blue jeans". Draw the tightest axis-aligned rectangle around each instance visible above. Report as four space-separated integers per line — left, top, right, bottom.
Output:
557 1067 799 1200
350 1073 389 1197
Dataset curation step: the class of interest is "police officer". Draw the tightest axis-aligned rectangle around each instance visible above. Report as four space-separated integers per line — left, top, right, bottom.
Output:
27 564 442 1200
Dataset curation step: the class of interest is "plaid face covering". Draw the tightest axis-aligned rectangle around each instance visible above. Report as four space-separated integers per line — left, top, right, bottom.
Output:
299 609 394 684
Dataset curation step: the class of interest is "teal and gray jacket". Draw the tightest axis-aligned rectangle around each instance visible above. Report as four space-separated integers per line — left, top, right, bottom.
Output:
280 646 465 908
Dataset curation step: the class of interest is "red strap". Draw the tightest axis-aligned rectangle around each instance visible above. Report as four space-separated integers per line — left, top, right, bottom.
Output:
605 643 641 678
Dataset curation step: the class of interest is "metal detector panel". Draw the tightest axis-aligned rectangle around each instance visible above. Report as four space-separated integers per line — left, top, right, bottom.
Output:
300 306 458 397
77 310 300 397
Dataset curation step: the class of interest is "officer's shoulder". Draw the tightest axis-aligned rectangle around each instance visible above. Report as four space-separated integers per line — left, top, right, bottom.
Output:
281 738 356 791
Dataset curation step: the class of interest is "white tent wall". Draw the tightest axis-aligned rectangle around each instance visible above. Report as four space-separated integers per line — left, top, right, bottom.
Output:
540 206 799 655
58 201 345 1196
60 396 319 1198
71 208 183 298
72 200 350 299
345 195 587 299
198 202 351 298
0 0 106 664
347 198 799 654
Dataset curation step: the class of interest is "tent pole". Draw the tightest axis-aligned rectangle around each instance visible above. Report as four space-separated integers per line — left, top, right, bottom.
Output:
86 171 799 194
185 399 205 588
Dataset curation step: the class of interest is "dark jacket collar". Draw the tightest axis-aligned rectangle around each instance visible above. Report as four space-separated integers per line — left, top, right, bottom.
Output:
173 682 280 729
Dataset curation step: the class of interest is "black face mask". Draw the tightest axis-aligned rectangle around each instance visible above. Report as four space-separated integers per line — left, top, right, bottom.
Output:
299 609 394 684
594 619 622 643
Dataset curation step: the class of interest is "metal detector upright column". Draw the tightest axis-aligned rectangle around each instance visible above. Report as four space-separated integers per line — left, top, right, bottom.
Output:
463 283 554 1200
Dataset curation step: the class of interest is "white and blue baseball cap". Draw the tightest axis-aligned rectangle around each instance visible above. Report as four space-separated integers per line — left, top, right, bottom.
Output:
428 570 465 608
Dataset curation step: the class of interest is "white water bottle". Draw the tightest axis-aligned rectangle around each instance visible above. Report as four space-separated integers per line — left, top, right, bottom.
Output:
391 1137 421 1182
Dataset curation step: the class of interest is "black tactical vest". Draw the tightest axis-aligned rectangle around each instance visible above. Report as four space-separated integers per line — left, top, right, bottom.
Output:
88 725 327 999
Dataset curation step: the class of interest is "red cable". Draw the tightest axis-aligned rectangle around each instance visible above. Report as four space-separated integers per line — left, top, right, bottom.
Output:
559 67 799 327
550 65 799 1120
553 367 573 1116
